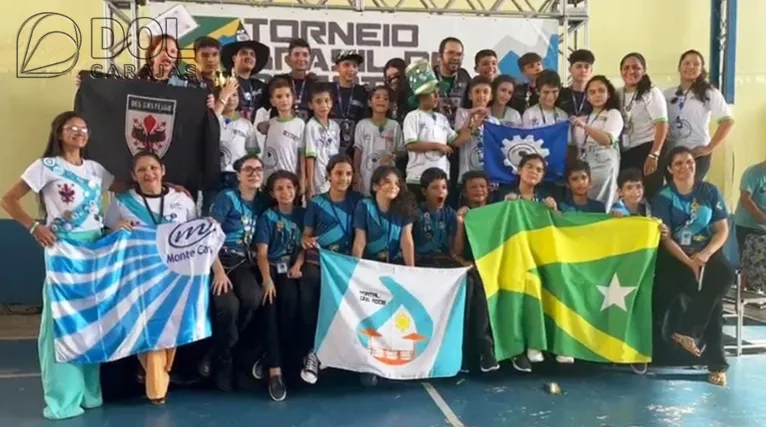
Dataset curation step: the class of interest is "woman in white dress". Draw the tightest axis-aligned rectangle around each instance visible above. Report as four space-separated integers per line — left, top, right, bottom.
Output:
571 76 624 209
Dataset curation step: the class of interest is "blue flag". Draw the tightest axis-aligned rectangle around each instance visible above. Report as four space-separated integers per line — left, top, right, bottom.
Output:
46 219 224 364
483 121 570 184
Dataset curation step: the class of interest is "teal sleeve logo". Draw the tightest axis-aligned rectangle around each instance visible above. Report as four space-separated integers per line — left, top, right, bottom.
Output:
17 12 82 78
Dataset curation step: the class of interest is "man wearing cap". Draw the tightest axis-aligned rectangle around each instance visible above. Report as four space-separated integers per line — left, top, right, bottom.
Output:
221 30 270 123
331 50 370 155
557 49 595 117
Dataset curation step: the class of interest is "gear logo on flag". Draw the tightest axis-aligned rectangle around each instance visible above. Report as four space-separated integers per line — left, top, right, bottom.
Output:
502 135 549 172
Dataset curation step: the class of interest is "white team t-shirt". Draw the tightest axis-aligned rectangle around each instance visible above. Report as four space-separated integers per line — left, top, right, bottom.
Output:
617 86 668 150
304 117 341 194
354 118 404 195
490 106 522 128
219 114 258 173
403 109 457 184
21 157 115 233
104 188 196 228
455 108 500 182
663 86 733 149
262 116 306 181
572 109 624 156
522 104 569 129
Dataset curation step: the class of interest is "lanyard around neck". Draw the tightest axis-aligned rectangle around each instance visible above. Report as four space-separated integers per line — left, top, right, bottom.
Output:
539 104 558 124
140 191 165 225
335 83 353 119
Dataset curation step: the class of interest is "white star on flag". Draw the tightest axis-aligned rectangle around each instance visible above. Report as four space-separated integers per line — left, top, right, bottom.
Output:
596 274 636 311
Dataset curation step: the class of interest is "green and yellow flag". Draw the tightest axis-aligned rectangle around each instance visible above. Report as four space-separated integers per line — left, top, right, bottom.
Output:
465 201 661 364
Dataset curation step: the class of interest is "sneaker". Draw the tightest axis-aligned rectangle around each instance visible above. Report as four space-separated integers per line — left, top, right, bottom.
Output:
479 353 500 373
360 373 378 387
300 351 320 385
555 355 574 364
512 354 532 373
268 375 286 402
214 359 234 393
527 349 544 363
198 350 213 378
631 363 648 375
251 356 265 380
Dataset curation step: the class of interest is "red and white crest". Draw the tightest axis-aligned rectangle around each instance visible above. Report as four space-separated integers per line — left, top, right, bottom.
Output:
125 95 177 158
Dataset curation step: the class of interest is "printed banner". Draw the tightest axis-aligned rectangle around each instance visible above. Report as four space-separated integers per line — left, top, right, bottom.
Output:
465 201 659 364
483 121 570 184
46 219 225 364
150 2 560 85
315 251 468 380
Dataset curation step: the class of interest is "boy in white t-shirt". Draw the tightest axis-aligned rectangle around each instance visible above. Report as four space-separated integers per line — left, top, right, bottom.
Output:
304 83 342 198
353 86 404 196
262 78 306 187
203 79 260 214
522 70 569 129
402 60 473 200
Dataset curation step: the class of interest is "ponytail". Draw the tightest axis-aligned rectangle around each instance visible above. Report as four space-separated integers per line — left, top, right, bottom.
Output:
635 74 653 99
620 52 653 99
679 50 712 103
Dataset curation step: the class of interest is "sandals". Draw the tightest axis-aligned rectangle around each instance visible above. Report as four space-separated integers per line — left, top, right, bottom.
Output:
671 333 702 357
708 371 727 387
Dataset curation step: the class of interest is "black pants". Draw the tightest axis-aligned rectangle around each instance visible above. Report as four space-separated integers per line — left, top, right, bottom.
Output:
653 247 733 371
298 262 323 357
620 141 665 200
211 259 262 366
262 267 301 370
417 255 494 364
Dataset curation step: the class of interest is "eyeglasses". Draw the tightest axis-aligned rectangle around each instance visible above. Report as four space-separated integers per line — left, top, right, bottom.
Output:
240 166 263 175
64 125 88 135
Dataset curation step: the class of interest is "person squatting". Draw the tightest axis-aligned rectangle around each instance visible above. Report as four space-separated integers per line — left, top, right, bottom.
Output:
6 32 760 421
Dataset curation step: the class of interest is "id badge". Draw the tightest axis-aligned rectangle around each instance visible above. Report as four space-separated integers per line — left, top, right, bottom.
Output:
680 229 693 246
276 261 288 274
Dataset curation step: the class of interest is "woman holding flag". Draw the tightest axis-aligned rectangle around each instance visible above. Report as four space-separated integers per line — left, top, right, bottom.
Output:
1 112 119 419
571 75 624 209
352 165 416 386
300 155 362 385
102 151 230 405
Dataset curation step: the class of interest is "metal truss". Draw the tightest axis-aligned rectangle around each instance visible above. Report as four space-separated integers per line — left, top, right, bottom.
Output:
102 0 141 69
110 0 588 76
710 0 736 103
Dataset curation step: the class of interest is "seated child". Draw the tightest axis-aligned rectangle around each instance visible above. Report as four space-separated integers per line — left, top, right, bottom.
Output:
413 167 459 267
610 168 651 217
559 159 607 213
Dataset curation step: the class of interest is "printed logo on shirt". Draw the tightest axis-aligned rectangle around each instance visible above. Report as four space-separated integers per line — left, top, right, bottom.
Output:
669 118 693 140
125 95 177 158
263 147 279 168
283 129 301 142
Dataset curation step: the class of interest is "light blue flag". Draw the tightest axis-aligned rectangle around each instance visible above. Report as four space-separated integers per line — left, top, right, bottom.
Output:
46 219 224 364
315 251 468 380
483 121 570 184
